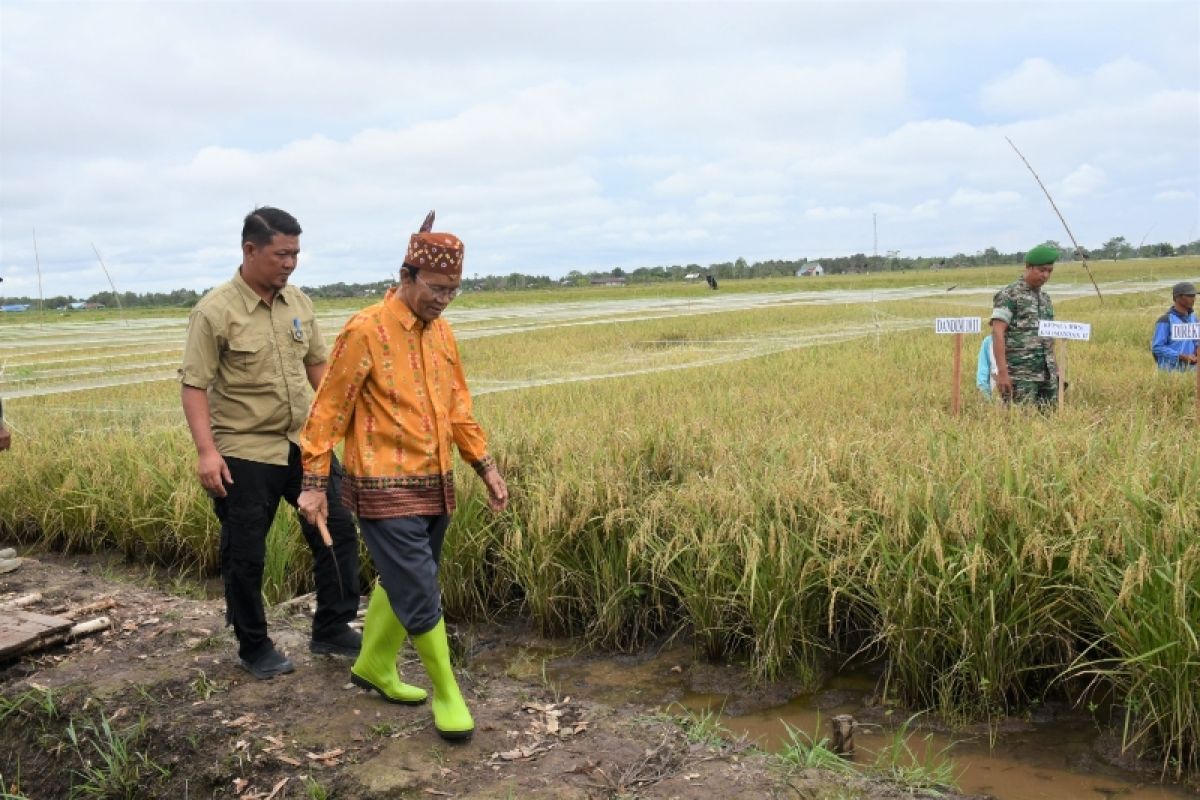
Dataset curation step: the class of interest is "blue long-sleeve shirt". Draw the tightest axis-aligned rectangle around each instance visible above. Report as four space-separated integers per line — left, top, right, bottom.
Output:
1151 307 1197 371
976 335 996 396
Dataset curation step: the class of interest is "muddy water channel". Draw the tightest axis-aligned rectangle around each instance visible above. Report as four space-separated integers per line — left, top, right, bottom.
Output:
507 642 1196 800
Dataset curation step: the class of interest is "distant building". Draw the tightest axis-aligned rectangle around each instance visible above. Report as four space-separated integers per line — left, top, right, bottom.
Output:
683 272 701 281
0 304 31 312
590 275 626 286
797 264 824 276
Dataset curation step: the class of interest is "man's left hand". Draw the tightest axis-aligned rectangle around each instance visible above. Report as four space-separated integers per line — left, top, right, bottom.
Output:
0 424 10 452
482 467 508 513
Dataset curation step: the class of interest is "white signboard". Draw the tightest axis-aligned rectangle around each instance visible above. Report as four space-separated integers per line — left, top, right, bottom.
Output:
1171 323 1200 341
934 317 982 335
1038 320 1091 341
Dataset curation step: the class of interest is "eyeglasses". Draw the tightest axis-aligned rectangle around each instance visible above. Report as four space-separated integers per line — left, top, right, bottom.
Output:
412 271 461 301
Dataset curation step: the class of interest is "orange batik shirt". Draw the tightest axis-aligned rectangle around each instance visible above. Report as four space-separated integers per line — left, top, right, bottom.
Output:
300 288 493 518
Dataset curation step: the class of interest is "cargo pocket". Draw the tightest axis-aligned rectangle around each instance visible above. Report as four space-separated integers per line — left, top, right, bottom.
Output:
225 334 272 386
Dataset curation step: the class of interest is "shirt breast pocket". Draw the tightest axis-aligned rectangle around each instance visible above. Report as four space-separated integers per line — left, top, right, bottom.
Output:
289 320 315 358
225 334 273 385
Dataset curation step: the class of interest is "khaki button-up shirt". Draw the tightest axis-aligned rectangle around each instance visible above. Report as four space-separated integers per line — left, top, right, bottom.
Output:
179 269 328 465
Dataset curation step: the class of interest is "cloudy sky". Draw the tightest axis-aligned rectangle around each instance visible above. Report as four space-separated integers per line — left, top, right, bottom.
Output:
1 1 1197 297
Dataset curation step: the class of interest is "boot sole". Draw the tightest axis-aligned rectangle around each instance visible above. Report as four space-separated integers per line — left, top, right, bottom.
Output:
309 640 360 657
435 727 474 743
239 659 295 680
350 672 426 706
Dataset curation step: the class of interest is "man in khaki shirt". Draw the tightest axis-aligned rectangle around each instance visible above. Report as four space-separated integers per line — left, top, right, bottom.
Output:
180 206 361 679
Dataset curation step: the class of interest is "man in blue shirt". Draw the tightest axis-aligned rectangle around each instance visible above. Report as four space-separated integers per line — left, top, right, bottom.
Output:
976 334 996 398
1151 281 1197 371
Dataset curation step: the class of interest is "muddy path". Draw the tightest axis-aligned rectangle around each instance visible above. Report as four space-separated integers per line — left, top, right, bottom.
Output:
0 552 983 800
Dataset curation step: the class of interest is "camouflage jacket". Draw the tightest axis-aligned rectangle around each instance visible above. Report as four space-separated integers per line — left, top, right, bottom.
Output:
991 279 1056 381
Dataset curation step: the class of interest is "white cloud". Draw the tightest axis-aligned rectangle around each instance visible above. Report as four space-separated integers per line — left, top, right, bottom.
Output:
0 3 1197 295
1059 164 1107 197
948 189 1022 208
979 58 1082 116
1154 190 1197 203
805 207 856 221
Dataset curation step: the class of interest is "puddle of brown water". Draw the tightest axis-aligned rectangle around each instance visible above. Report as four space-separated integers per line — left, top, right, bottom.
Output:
541 650 1196 800
680 693 1193 800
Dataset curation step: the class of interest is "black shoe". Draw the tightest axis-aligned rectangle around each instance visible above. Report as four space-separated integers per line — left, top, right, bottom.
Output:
309 627 362 657
239 648 295 680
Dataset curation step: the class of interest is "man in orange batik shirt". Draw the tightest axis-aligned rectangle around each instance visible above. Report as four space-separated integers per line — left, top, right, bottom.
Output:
297 212 507 743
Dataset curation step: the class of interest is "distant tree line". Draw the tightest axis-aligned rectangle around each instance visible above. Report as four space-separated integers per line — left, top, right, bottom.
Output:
2 238 1197 307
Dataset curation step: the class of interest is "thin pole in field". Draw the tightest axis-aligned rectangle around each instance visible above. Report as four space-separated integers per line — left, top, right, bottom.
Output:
952 332 963 415
1005 136 1103 304
91 243 128 327
32 228 45 327
1058 341 1066 411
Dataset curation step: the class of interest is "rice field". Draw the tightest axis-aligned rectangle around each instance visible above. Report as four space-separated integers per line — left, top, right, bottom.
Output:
1 258 1197 777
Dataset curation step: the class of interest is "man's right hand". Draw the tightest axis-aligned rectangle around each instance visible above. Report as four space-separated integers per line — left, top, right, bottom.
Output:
995 373 1013 399
196 449 233 497
0 424 11 452
298 489 329 527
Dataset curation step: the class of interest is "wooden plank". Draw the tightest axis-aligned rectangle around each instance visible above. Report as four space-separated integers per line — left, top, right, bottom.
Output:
0 610 74 659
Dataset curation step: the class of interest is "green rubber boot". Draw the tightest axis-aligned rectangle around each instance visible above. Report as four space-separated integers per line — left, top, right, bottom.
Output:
410 618 474 741
349 583 427 705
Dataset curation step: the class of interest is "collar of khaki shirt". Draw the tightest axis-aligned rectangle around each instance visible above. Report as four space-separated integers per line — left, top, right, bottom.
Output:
232 268 297 311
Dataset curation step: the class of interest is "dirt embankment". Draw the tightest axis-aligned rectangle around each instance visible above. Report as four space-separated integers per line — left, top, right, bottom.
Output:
1 553 976 799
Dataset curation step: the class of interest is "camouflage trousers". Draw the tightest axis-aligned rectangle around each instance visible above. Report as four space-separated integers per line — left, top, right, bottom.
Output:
1007 378 1058 407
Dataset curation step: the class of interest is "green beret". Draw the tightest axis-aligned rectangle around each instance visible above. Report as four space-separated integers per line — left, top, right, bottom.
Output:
1025 244 1059 266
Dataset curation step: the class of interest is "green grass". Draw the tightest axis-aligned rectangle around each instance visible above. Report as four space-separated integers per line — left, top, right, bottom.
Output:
62 713 169 799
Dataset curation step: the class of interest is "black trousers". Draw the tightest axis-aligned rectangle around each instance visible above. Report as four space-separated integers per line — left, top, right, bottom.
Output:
214 444 360 661
359 515 450 636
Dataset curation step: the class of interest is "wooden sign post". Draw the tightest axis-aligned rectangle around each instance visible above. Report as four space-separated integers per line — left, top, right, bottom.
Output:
1038 321 1091 409
935 317 981 415
1171 322 1200 417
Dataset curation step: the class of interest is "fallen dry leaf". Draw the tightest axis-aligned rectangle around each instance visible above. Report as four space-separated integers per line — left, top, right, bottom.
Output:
263 776 289 800
306 747 345 761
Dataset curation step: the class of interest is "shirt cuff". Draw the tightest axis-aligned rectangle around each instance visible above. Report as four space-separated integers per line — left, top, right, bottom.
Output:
990 308 1012 324
471 454 496 477
301 473 329 492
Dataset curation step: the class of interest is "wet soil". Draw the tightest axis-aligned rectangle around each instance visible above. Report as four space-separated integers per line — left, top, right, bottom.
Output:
1 552 981 800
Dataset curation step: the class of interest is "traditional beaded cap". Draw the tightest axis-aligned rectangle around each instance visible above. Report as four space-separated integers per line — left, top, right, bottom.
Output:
404 210 463 275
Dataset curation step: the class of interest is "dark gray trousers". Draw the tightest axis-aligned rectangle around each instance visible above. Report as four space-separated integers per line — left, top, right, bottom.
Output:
359 514 450 636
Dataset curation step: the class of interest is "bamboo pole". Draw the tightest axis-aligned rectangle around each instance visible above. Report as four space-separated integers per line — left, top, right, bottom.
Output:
1058 342 1067 411
90 243 128 327
952 332 963 416
1005 136 1103 304
0 593 43 610
32 228 45 327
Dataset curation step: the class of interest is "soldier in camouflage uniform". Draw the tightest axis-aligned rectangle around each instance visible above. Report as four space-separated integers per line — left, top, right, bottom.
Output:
990 244 1061 406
